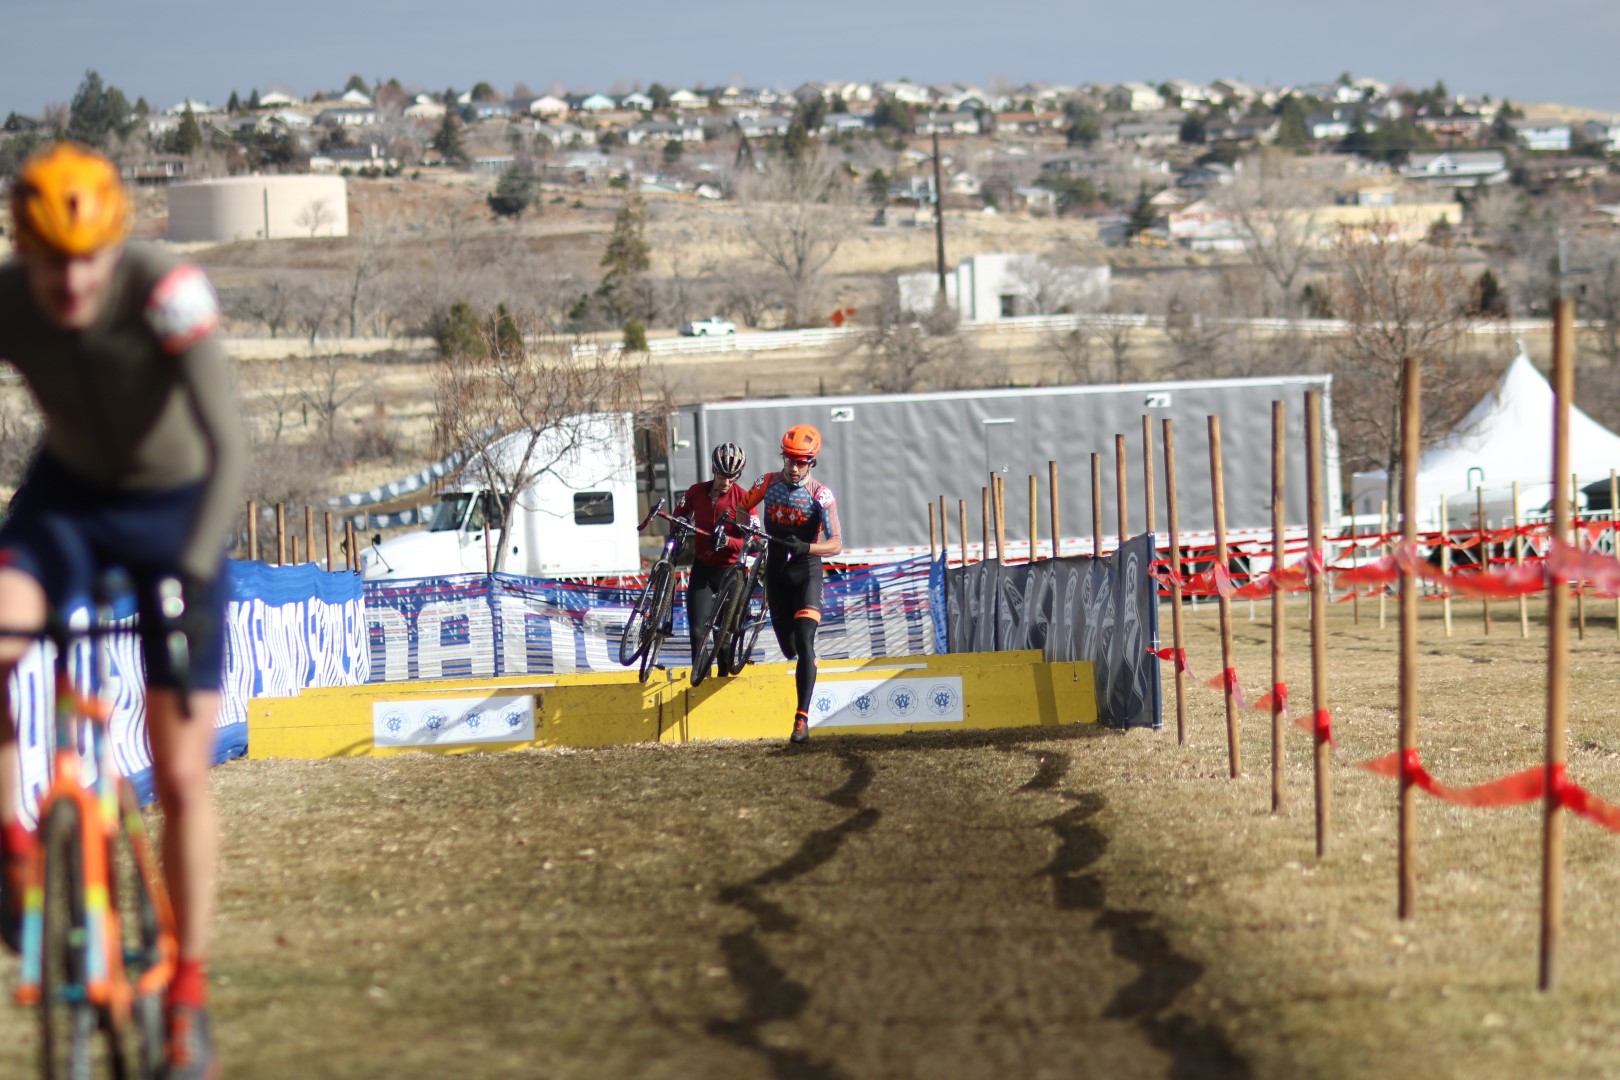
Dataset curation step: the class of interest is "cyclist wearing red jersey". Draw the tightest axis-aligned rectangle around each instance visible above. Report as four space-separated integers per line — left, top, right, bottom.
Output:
736 424 841 743
674 442 753 679
0 143 245 1080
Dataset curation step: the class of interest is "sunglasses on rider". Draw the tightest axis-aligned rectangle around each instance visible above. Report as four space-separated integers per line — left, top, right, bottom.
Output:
782 454 816 468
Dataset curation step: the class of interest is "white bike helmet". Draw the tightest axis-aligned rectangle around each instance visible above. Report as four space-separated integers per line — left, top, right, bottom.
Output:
711 441 747 478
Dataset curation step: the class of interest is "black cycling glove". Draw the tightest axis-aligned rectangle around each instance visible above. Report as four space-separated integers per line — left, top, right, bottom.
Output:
782 537 811 556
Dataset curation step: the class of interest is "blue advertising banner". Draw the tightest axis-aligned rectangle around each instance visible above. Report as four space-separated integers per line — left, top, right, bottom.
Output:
13 562 366 822
364 557 941 681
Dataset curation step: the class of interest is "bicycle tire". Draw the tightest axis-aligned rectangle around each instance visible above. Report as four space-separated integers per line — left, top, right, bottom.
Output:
710 567 751 677
111 785 166 1080
726 565 768 676
619 567 664 666
39 798 119 1080
638 563 674 682
692 567 741 687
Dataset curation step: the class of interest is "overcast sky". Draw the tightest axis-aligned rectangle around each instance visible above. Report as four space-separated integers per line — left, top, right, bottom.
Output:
7 0 1618 117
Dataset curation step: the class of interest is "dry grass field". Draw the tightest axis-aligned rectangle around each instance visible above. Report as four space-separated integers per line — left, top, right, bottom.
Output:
4 593 1620 1078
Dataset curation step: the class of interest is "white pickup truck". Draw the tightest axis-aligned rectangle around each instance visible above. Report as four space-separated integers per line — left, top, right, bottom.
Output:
679 316 737 336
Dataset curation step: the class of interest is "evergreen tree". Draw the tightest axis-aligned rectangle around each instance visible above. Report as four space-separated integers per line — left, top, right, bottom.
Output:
247 88 261 110
226 90 241 115
1275 96 1310 150
432 89 468 164
599 188 650 319
344 74 369 95
487 163 537 218
170 104 203 155
67 70 134 148
648 83 671 110
436 301 487 360
865 167 889 206
782 119 810 161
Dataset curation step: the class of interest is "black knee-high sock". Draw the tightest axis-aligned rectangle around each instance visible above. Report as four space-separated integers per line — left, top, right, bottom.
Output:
792 617 818 713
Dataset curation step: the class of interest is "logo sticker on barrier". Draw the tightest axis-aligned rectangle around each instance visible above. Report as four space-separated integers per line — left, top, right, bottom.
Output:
373 694 536 747
811 675 964 728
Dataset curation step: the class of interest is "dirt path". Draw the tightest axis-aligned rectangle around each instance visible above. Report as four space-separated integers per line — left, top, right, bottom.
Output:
0 731 1248 1079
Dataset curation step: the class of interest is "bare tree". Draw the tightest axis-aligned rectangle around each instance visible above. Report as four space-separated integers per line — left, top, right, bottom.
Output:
432 313 645 571
296 351 368 449
1216 152 1328 317
1162 276 1237 377
856 282 996 393
295 197 338 238
1326 231 1488 513
343 204 399 337
227 274 297 338
1572 231 1620 365
736 146 860 327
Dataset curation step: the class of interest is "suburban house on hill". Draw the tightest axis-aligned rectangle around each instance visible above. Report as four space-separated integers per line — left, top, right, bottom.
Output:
1400 150 1509 186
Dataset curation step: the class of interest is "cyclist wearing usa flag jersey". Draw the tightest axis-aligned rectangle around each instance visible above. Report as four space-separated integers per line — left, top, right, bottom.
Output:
0 142 244 1080
736 424 841 744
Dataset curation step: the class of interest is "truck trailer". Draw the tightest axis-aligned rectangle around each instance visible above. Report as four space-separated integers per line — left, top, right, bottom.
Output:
667 377 1340 562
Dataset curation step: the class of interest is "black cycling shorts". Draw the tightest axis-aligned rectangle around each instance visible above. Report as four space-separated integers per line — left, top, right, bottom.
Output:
0 454 226 691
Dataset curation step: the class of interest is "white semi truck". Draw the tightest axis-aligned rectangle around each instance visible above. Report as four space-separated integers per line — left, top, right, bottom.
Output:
360 413 642 581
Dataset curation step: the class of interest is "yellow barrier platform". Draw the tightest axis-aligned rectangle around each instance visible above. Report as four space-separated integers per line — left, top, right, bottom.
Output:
246 650 1095 759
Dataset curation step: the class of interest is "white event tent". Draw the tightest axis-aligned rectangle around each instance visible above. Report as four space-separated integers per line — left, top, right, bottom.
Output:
1349 350 1620 528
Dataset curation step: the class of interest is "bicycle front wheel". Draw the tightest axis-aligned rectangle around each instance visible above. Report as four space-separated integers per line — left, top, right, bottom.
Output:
710 567 750 677
39 798 120 1080
619 568 663 666
692 568 738 688
112 784 169 1080
638 563 675 682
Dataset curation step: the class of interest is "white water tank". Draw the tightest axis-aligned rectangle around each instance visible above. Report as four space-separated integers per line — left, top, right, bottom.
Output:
166 175 349 242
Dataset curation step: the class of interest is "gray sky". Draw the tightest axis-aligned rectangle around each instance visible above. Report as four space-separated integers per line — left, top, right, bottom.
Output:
7 0 1618 117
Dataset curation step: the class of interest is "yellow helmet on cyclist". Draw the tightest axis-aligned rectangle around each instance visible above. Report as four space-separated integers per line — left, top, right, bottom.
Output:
9 142 130 256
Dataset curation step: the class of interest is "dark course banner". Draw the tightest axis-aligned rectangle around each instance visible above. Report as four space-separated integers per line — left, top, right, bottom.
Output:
944 533 1161 729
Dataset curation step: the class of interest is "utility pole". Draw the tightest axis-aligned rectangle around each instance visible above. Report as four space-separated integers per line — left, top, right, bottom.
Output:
932 120 948 302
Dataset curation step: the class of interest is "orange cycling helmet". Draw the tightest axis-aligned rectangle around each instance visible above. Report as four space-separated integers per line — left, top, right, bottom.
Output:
781 424 821 462
9 142 130 256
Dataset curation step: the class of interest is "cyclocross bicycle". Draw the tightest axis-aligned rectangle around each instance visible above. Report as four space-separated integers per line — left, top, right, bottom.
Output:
620 497 706 682
11 601 178 1080
692 515 776 686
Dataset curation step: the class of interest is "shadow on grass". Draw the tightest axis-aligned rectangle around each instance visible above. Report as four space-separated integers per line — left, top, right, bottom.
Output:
1014 748 1252 1080
707 750 878 1079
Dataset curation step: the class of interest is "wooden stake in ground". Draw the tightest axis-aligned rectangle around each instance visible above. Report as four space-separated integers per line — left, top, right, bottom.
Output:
1271 400 1286 815
1574 473 1586 641
1515 481 1529 638
1028 475 1038 562
981 487 990 564
959 499 968 567
246 499 258 564
1379 499 1389 630
345 521 357 573
275 503 287 567
290 535 299 564
1398 356 1421 921
993 474 1006 563
939 495 950 567
324 511 335 573
1541 298 1576 992
1209 415 1241 778
1164 419 1187 746
1091 453 1103 557
1142 415 1157 536
304 506 315 572
1612 470 1619 641
1306 390 1331 857
1351 518 1361 625
1479 486 1490 635
1440 494 1453 638
1048 461 1060 560
1115 434 1129 542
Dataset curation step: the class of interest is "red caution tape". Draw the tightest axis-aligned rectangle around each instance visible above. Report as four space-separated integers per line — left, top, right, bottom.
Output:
1300 707 1335 746
1335 554 1400 587
1146 646 1192 677
1204 667 1247 710
1550 542 1620 595
1440 564 1548 598
1252 682 1288 715
1360 748 1543 807
1551 765 1620 832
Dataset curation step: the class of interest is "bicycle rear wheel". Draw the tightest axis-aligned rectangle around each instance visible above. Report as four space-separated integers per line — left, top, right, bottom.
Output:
638 564 674 682
709 567 750 677
39 798 122 1080
692 567 740 687
725 568 768 676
